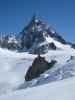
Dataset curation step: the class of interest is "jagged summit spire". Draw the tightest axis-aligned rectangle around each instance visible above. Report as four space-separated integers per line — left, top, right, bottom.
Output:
31 15 39 23
23 15 41 32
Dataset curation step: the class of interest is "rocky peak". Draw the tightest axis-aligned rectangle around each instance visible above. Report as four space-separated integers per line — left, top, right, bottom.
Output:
18 16 66 54
31 15 39 23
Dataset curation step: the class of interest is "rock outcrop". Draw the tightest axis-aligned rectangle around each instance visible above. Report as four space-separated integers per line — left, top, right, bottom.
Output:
25 55 56 81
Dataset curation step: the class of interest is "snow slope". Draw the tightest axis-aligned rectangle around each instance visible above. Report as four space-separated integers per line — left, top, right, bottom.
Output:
0 47 75 99
0 77 75 100
40 32 70 50
0 48 36 95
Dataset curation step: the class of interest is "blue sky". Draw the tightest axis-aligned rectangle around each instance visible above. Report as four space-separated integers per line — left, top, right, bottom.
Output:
0 0 75 42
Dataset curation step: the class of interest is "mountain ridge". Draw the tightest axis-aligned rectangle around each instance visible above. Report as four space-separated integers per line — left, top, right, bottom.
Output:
0 16 75 53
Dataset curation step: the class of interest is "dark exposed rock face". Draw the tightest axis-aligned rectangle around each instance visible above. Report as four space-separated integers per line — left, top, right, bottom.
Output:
25 55 57 81
49 42 56 50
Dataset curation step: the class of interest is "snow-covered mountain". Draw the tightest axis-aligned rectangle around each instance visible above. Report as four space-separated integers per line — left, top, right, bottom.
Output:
0 16 75 54
17 15 69 54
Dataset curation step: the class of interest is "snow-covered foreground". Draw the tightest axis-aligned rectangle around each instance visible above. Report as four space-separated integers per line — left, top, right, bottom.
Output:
0 48 36 95
0 47 75 99
0 77 75 100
